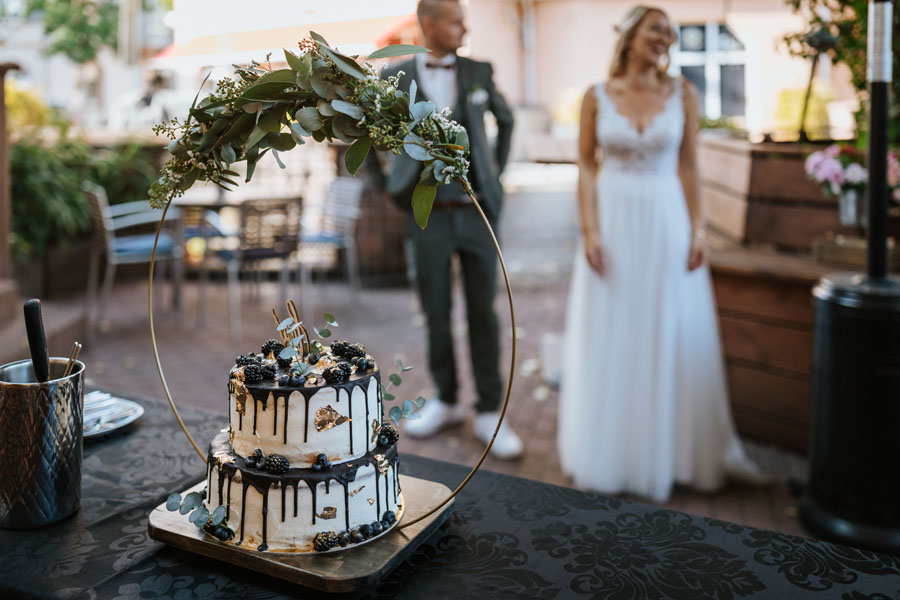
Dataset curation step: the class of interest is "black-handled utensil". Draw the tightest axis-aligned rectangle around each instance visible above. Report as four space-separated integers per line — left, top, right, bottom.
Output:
23 299 50 382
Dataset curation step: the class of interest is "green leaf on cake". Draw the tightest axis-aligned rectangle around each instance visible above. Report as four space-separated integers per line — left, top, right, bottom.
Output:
401 365 413 372
323 313 339 327
402 399 420 419
314 327 331 339
166 493 182 511
277 317 294 331
383 393 395 402
210 505 227 526
389 406 403 427
180 491 202 515
389 373 402 386
414 396 426 408
279 346 297 360
189 504 210 526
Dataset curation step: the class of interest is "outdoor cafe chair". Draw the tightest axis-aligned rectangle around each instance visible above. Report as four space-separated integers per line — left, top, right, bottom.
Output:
83 181 183 332
297 176 365 316
198 198 302 341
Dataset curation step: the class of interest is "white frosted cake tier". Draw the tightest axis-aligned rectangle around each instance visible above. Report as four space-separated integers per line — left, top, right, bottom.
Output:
229 370 382 467
205 430 402 552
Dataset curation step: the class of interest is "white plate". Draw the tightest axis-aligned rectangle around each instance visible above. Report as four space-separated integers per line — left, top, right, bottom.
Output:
83 394 145 439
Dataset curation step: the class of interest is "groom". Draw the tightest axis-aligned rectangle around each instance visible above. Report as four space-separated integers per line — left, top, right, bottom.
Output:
368 0 521 459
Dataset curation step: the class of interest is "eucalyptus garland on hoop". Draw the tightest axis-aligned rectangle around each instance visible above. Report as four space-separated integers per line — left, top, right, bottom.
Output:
148 32 470 229
147 32 516 533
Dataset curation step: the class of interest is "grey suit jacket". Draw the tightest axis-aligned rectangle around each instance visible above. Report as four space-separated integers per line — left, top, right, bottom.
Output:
368 55 514 221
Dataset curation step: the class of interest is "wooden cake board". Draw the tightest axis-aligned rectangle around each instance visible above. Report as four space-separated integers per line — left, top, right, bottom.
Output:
148 475 453 593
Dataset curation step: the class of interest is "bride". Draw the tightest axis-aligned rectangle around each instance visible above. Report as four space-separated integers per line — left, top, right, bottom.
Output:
558 5 762 502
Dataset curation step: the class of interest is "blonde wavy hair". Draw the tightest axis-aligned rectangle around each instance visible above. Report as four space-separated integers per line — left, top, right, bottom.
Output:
608 5 677 79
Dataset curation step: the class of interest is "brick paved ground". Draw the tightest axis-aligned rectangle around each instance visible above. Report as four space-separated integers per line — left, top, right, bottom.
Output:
80 166 808 538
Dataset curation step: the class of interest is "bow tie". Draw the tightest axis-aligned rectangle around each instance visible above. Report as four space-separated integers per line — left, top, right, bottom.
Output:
425 62 455 70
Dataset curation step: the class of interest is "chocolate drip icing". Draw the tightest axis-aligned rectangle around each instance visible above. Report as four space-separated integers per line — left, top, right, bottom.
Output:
259 492 269 551
273 395 278 436
310 479 317 526
293 482 298 518
239 482 248 544
374 469 381 518
283 398 289 445
281 484 286 522
343 480 350 531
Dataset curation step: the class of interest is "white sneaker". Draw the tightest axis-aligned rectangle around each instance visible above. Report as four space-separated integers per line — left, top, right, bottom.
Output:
402 398 465 439
473 412 523 460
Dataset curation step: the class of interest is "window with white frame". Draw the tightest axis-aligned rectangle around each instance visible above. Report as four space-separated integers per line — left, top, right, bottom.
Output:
672 23 746 120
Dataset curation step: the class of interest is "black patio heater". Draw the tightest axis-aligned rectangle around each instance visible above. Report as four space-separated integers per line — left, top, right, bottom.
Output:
800 0 900 554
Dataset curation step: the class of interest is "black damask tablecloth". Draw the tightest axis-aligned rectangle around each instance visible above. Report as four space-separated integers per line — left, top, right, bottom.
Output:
2 392 899 600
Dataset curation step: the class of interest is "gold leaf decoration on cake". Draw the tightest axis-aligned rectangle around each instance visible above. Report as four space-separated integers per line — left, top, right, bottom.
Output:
315 405 350 432
374 454 389 475
348 485 365 497
233 378 249 415
371 420 381 444
317 507 337 520
367 498 375 505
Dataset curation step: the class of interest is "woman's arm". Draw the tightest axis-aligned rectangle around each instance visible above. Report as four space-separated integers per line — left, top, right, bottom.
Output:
677 79 707 270
578 85 605 274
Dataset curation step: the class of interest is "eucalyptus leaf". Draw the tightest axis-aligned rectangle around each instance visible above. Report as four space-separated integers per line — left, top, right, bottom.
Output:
295 106 323 131
402 399 415 415
405 412 421 420
195 119 229 153
242 101 262 114
310 70 338 100
414 396 426 408
412 182 437 229
432 159 450 184
323 313 338 326
284 49 304 72
272 149 286 169
409 79 417 107
210 505 227 526
367 44 431 60
331 99 363 120
396 358 404 368
411 100 435 125
189 505 210 525
220 143 236 164
403 132 431 161
309 31 331 47
246 125 267 152
319 45 367 81
402 365 413 372
383 392 395 402
454 128 470 151
166 493 182 511
314 327 331 339
180 491 202 515
216 112 255 147
263 132 296 151
291 121 311 137
258 109 284 133
389 406 403 427
279 346 297 360
389 373 402 386
277 317 294 331
240 69 296 98
317 99 336 117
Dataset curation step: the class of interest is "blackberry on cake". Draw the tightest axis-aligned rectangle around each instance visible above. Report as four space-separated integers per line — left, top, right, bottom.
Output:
378 424 399 446
331 340 366 359
261 339 284 359
235 353 260 367
263 454 290 474
313 531 338 551
260 363 277 380
243 363 262 383
322 365 348 384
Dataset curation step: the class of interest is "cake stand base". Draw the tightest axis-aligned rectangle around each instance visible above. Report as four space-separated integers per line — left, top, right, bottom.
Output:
148 474 453 593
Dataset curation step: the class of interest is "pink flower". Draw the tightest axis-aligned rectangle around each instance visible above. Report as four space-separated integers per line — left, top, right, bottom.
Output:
816 157 845 186
824 144 841 158
845 162 867 184
805 151 827 176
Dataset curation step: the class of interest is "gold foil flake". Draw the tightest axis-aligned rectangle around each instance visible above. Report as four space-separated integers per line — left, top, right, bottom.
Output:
371 420 381 444
317 507 337 520
314 405 350 432
348 485 365 497
374 454 389 475
367 498 375 505
233 379 249 415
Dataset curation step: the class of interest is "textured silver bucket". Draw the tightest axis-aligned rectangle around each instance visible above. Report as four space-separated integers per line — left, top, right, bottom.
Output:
0 358 85 529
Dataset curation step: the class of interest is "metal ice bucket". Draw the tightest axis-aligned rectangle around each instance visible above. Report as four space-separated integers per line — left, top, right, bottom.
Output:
0 358 85 529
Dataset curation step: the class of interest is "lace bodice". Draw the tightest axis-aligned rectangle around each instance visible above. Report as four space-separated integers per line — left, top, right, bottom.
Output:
595 80 683 176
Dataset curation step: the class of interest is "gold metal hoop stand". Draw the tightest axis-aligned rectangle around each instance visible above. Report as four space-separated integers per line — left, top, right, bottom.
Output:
148 179 516 532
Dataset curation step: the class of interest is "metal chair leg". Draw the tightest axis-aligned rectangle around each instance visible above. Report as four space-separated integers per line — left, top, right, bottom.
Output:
97 260 116 331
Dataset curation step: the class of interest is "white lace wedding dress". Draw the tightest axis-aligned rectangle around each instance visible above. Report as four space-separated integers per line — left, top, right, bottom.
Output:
558 80 760 502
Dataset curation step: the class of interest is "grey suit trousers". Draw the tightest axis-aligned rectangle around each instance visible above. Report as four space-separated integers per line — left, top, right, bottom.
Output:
406 204 502 413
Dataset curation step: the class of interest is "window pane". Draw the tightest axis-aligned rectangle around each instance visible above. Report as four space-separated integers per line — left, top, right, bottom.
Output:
679 26 705 52
682 66 707 116
720 64 745 116
718 25 744 52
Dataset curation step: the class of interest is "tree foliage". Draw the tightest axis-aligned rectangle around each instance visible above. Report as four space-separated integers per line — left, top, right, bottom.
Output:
25 0 118 64
782 0 900 144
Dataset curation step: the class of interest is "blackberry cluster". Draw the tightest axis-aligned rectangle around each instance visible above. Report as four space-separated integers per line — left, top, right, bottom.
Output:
235 352 260 367
244 448 265 469
243 363 262 384
204 523 234 541
331 341 366 359
322 366 349 384
378 424 399 447
261 339 284 358
312 453 333 471
260 363 277 380
313 531 339 552
336 362 352 376
263 453 290 474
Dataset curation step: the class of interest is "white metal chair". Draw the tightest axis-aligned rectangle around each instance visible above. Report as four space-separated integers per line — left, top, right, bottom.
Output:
297 176 365 314
83 181 183 331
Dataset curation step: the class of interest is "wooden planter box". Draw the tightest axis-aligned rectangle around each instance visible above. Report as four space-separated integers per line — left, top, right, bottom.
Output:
697 135 892 251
